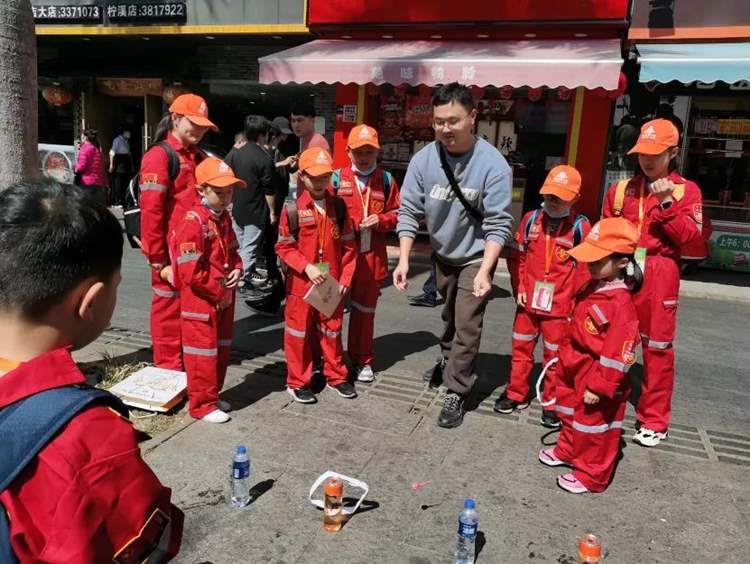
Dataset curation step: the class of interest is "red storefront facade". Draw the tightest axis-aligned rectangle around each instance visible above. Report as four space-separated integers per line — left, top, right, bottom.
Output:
262 0 629 219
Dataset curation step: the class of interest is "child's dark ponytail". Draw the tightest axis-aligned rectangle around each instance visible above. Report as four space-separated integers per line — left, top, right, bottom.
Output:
612 253 643 293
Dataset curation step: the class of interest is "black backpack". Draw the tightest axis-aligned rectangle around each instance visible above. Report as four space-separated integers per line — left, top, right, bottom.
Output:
123 142 180 249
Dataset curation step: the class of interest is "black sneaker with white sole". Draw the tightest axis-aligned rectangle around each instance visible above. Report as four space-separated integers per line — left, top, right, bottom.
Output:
493 393 530 414
541 410 561 429
328 381 357 399
287 386 317 404
437 392 465 428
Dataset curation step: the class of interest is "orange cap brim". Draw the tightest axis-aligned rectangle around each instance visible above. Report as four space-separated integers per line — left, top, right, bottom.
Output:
539 184 578 202
627 141 671 155
567 241 613 263
185 114 219 132
204 176 246 189
302 165 334 177
348 140 380 150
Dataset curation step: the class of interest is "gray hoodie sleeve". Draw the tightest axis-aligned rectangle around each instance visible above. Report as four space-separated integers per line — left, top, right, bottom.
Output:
396 153 426 239
481 167 514 246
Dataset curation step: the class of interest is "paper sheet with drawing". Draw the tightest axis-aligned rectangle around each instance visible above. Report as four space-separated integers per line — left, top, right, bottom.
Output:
303 275 343 318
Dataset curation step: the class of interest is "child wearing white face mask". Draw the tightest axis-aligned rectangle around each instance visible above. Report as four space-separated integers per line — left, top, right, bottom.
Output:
495 165 591 429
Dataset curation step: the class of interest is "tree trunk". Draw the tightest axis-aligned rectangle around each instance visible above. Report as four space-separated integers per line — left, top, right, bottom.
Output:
0 0 38 189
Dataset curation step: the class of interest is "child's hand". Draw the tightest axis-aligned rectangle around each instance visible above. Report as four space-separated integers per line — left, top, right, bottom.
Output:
217 299 232 311
360 214 379 229
650 178 676 202
224 268 242 289
583 389 600 405
305 264 327 285
516 292 527 307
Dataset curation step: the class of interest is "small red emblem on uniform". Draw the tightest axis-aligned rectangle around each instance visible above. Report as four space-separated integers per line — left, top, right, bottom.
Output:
372 200 384 213
180 242 197 255
556 247 569 261
622 340 637 365
584 316 600 335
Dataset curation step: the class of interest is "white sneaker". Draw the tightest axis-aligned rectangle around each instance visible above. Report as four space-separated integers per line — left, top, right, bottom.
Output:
201 409 230 424
218 400 232 412
633 427 667 447
356 365 375 383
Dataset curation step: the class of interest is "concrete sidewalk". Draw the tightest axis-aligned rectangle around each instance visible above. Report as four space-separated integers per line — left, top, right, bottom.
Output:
74 246 750 563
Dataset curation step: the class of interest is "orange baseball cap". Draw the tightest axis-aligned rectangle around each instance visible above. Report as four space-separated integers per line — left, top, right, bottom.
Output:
298 147 334 177
539 165 581 202
195 157 246 189
627 118 679 155
169 94 218 132
348 124 380 149
568 217 639 262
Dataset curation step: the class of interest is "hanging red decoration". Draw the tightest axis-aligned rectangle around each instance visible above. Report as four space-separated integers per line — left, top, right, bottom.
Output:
499 85 514 99
607 72 628 100
556 86 572 101
418 84 432 97
527 87 544 102
470 85 486 100
162 84 191 104
42 85 73 106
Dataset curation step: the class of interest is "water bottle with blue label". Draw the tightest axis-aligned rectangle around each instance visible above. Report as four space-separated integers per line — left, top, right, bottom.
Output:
455 498 478 564
230 445 251 508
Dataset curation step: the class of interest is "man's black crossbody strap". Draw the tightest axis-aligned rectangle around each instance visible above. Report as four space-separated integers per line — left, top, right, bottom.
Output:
437 143 483 223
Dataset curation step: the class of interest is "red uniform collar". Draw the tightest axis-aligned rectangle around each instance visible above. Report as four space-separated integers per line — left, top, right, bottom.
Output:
297 189 335 210
166 131 198 155
0 348 85 409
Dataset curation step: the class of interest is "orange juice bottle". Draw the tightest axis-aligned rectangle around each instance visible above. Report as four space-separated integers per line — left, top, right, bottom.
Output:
577 533 601 563
323 478 343 532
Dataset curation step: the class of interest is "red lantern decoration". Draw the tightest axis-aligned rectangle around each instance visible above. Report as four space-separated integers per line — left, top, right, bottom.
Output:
607 72 628 100
162 84 190 104
470 85 486 100
556 86 572 101
42 85 73 106
527 87 544 102
499 85 514 99
418 84 432 97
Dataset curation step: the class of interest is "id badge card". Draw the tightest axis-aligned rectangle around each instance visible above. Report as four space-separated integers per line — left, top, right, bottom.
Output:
359 226 372 254
635 247 647 278
532 281 555 313
316 262 330 275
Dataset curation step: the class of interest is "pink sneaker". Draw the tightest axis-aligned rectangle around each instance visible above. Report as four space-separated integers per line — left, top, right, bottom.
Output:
538 448 568 467
557 473 589 494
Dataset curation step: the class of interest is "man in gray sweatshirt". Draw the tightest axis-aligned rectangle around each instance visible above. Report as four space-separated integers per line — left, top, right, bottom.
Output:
394 83 514 428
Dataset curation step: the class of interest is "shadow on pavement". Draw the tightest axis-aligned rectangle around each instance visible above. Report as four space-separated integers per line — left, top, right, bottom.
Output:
221 360 287 411
373 330 440 372
466 353 512 410
250 478 275 503
476 531 487 561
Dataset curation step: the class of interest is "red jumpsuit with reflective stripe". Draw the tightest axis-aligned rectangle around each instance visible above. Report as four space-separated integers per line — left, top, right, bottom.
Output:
335 165 400 367
140 132 202 370
506 210 590 406
276 190 357 389
554 281 640 492
173 203 242 418
602 172 703 432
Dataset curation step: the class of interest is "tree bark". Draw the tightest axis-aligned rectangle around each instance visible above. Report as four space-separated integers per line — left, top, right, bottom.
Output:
0 0 38 189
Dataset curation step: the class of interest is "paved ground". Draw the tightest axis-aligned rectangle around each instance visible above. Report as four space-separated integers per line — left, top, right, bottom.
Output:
75 244 750 563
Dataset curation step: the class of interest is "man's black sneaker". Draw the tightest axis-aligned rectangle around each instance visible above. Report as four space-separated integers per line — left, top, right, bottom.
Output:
541 410 561 429
493 393 530 414
328 381 357 399
408 292 438 308
423 357 446 389
287 386 317 404
244 298 280 317
437 392 465 428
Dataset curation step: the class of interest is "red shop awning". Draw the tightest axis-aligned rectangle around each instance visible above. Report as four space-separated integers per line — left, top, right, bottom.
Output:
259 39 623 89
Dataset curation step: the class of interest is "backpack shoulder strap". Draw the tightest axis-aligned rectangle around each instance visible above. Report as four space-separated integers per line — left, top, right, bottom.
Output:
613 180 629 217
524 209 541 246
284 200 299 238
157 142 180 182
381 169 392 201
572 214 589 246
333 197 347 231
331 169 341 194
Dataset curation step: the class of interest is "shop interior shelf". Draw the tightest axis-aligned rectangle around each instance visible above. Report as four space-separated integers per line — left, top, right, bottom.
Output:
687 135 750 142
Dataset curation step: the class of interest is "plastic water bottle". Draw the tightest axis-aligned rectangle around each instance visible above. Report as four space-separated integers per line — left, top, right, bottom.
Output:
455 498 478 564
230 445 251 508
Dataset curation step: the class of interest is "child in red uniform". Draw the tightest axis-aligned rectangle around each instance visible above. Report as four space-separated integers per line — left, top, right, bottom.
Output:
539 217 642 494
494 165 590 428
172 157 245 423
276 148 358 403
0 180 182 561
601 119 703 447
333 124 400 383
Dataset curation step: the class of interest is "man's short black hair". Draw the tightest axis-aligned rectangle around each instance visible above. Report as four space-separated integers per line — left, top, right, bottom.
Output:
244 115 270 142
432 82 475 112
290 103 316 118
0 179 123 318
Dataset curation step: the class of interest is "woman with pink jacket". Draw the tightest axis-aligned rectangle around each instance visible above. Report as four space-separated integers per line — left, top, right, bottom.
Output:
75 128 107 206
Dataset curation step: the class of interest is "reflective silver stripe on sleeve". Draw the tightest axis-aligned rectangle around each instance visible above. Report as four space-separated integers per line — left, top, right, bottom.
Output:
512 332 538 342
218 339 233 347
663 299 678 307
177 252 201 265
591 304 608 325
181 311 210 321
318 325 341 338
139 183 167 193
277 236 296 244
543 340 559 351
153 288 179 298
183 345 218 357
285 326 306 338
556 405 575 416
646 339 673 350
351 301 376 313
600 355 628 372
572 420 623 434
